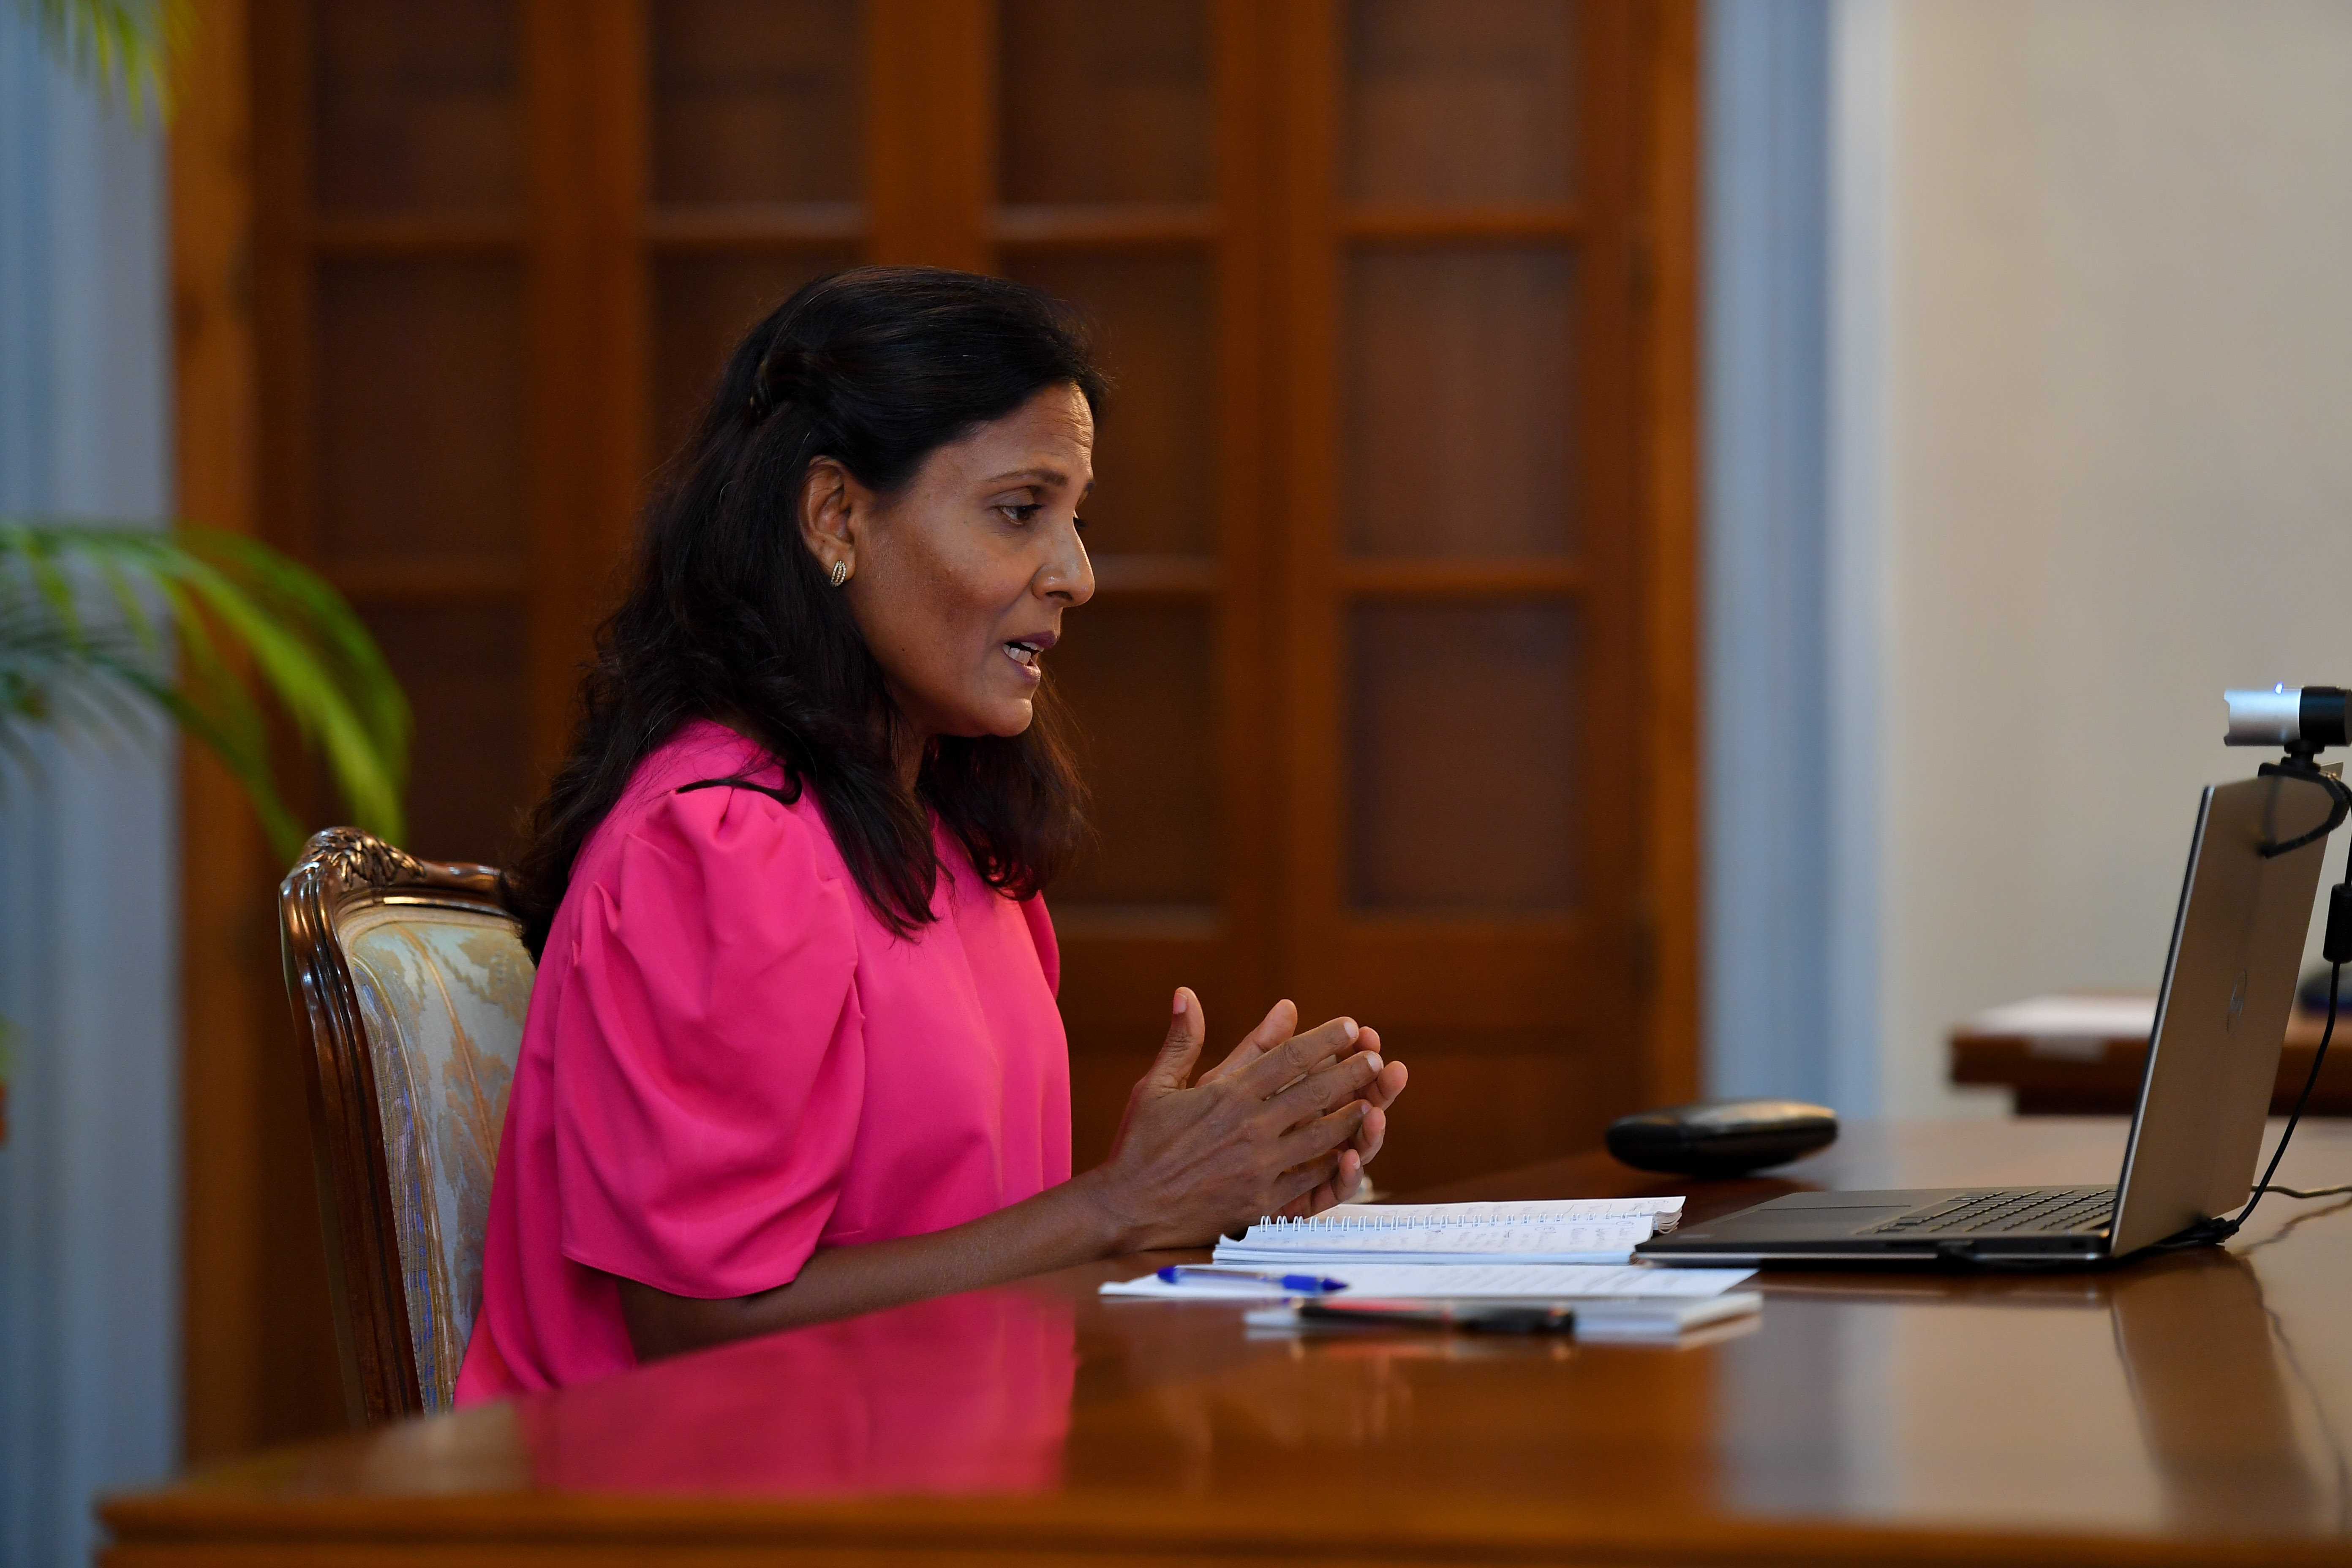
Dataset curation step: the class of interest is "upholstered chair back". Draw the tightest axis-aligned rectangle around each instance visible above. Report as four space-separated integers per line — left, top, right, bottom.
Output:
280 829 531 1424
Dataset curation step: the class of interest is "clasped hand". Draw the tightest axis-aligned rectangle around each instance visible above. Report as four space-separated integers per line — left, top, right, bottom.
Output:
617 987 1409 1360
1085 988 1410 1251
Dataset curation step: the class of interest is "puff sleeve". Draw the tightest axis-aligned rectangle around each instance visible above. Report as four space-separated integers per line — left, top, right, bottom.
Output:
548 784 863 1299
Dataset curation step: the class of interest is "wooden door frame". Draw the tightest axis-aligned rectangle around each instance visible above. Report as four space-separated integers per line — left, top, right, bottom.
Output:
174 0 275 1464
1633 0 1701 1111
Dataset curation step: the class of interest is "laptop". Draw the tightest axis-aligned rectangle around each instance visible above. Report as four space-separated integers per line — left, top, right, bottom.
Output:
1638 770 2338 1267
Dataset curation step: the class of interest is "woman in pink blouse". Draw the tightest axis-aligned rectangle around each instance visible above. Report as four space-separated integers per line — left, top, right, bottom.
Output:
458 268 1409 1400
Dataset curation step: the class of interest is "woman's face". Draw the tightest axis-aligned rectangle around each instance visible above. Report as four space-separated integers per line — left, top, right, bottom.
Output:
800 382 1096 746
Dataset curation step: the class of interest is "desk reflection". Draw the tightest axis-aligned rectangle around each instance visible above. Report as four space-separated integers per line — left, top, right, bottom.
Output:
2115 1250 2328 1530
518 1287 1077 1494
1070 1289 1734 1507
506 1247 2335 1527
1727 1251 2336 1532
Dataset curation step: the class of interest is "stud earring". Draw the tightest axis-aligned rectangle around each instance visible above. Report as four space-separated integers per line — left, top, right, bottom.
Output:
829 559 849 588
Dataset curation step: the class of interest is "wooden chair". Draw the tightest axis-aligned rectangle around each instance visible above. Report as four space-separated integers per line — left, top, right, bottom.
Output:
278 828 532 1424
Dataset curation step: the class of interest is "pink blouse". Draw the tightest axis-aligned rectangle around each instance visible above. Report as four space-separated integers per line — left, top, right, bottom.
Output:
456 719 1071 1402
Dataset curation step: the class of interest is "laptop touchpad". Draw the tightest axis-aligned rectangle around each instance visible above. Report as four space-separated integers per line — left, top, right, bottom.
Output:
1709 1201 1914 1238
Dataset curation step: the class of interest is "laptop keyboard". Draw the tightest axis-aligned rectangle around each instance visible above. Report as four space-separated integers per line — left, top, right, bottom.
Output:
1863 1185 2115 1237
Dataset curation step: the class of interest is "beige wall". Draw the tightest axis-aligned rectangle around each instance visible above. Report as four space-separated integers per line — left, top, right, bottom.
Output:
1876 0 2352 1114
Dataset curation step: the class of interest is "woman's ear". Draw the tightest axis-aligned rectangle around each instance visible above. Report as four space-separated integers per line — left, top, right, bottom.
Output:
797 457 862 582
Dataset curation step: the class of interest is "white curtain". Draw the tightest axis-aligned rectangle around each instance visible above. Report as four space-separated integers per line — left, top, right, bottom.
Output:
0 14 181 1567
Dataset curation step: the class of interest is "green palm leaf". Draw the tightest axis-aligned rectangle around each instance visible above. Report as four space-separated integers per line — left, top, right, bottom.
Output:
0 520 411 859
13 0 190 122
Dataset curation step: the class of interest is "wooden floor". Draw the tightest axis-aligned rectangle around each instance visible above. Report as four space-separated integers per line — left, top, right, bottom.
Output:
102 1118 2352 1566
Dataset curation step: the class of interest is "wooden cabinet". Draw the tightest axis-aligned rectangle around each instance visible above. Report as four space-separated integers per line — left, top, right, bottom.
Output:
178 0 1696 1455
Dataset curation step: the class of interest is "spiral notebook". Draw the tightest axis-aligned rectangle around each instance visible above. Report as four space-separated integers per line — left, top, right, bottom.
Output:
1210 1197 1686 1267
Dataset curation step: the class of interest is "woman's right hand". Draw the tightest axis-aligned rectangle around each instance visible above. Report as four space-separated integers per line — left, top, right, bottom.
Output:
1081 988 1405 1252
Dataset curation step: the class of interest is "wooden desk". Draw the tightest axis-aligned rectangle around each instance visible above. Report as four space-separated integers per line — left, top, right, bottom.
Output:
103 1119 2352 1566
1952 1006 2352 1115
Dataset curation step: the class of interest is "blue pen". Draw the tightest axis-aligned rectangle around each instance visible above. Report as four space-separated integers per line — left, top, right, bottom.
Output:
1156 1265 1350 1294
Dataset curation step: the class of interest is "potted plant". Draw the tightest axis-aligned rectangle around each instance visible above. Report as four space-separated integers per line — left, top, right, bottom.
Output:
3 0 410 1143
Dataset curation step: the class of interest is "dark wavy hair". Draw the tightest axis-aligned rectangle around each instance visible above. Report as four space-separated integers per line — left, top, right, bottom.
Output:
506 266 1108 959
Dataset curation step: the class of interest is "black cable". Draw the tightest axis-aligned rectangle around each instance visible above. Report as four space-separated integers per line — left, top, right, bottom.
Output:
2238 1192 2352 1257
2257 757 2352 858
2224 959 2340 1239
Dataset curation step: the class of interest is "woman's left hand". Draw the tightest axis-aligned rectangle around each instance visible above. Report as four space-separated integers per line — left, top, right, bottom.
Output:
1196 999 1408 1215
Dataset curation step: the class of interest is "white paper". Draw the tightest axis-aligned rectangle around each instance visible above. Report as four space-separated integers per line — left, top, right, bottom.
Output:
1964 994 2155 1041
1211 1199 1688 1269
1331 1198 1687 1229
1105 1274 1297 1300
1101 1262 1756 1301
1223 1232 1646 1269
1214 1212 1663 1267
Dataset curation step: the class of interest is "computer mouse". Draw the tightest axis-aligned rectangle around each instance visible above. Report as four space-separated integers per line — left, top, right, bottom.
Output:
1605 1099 1839 1177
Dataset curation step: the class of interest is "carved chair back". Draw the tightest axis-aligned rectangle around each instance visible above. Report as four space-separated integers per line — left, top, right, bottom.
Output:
279 828 531 1424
